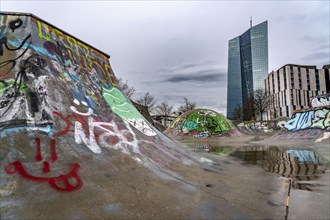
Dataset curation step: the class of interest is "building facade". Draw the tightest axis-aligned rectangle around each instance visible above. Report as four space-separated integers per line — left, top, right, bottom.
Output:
227 21 268 120
265 64 330 119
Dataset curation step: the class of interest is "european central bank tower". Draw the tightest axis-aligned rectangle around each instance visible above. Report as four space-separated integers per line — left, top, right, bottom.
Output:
226 21 268 120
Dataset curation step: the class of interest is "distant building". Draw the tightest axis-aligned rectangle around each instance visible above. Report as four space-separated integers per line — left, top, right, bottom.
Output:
227 21 269 120
265 64 330 119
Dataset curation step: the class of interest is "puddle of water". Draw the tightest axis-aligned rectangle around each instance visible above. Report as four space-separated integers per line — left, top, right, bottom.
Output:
186 143 328 191
229 146 328 191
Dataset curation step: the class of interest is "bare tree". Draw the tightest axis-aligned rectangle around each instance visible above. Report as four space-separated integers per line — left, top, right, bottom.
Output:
243 95 256 121
117 78 135 99
177 97 196 115
241 89 270 121
136 92 157 114
253 89 269 121
156 101 174 116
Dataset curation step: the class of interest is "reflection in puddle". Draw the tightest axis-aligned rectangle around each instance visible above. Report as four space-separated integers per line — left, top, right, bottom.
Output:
190 144 232 155
209 146 232 155
229 146 327 191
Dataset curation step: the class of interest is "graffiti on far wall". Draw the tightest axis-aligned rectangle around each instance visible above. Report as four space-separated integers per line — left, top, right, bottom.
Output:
168 109 233 137
310 94 330 108
285 108 330 131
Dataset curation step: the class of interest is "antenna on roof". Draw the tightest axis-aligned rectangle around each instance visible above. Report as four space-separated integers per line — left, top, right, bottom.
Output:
250 16 252 28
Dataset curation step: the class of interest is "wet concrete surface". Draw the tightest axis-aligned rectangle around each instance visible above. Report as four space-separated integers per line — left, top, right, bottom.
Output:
1 133 329 219
184 139 330 220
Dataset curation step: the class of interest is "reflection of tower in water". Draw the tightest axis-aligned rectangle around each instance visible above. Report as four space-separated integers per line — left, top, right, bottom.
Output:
266 147 324 191
230 146 326 191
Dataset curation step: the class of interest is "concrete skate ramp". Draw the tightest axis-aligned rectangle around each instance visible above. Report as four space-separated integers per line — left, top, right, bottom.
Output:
0 13 286 219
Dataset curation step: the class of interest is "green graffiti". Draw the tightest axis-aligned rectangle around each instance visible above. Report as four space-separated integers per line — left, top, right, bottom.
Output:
179 109 234 134
102 87 142 120
102 87 156 136
311 109 330 129
0 79 28 95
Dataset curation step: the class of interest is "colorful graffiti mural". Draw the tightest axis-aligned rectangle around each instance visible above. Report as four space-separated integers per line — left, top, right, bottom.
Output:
237 121 277 133
166 109 235 137
0 15 116 130
284 108 330 131
0 13 177 194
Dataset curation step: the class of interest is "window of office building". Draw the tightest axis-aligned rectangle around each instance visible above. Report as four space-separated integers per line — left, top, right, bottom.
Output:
272 73 275 93
307 69 310 90
298 67 302 90
284 69 287 90
286 106 289 117
315 69 320 90
277 71 280 91
290 66 294 88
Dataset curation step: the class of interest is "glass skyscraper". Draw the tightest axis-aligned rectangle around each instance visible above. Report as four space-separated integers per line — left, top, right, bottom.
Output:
226 21 268 120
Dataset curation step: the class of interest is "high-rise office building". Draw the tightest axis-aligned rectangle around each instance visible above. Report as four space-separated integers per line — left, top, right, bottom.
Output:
227 21 268 120
265 64 330 120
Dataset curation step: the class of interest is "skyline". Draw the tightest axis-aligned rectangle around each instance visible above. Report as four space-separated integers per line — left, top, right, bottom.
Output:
1 1 329 115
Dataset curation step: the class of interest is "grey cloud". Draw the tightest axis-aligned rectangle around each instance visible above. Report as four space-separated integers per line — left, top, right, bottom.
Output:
156 66 170 73
199 100 227 109
177 63 199 70
156 59 218 73
311 44 330 51
300 50 330 64
300 35 328 44
163 70 227 83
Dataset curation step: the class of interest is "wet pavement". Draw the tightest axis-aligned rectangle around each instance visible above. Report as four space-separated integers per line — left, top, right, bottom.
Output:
185 143 330 219
229 146 327 191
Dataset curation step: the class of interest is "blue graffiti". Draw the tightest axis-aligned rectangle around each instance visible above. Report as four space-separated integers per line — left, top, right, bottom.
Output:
285 108 330 131
183 120 198 131
0 125 53 137
7 37 58 61
285 111 314 131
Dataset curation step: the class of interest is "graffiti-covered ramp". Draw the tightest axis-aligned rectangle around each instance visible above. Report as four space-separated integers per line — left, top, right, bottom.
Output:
0 11 197 218
165 108 236 138
257 106 330 145
0 12 285 219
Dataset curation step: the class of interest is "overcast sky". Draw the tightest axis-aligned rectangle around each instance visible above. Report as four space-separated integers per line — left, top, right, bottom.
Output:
1 1 329 115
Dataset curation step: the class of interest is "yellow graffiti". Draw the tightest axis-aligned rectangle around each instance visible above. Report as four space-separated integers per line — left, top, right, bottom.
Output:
66 35 78 51
37 20 50 41
35 19 118 87
36 20 93 57
171 118 181 128
90 60 107 83
53 28 64 40
77 41 90 54
105 64 118 86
